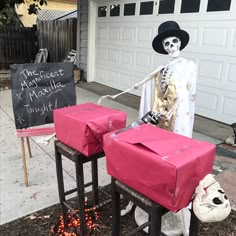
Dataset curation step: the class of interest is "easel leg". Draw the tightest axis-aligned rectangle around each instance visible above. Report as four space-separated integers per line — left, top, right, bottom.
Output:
21 138 28 187
26 137 32 158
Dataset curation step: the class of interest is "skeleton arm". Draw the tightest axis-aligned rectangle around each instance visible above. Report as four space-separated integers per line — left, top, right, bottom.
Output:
97 65 165 105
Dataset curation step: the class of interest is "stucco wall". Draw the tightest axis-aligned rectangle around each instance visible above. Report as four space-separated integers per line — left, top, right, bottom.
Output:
16 0 76 27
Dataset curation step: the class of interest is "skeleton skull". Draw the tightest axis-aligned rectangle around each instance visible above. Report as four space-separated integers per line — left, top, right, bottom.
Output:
162 36 181 58
193 174 231 223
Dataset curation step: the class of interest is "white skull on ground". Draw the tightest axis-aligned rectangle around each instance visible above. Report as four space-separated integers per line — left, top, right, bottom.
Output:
193 174 231 223
162 36 181 58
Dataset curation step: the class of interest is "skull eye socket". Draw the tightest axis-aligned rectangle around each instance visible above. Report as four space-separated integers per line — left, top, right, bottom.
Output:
218 189 225 194
172 38 179 43
164 41 170 47
213 197 223 205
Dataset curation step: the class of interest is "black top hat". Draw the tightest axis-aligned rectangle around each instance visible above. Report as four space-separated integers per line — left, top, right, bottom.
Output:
152 21 189 54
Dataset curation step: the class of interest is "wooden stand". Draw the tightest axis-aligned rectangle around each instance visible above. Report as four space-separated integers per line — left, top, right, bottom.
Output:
111 177 199 236
16 127 55 187
54 140 105 235
20 137 32 186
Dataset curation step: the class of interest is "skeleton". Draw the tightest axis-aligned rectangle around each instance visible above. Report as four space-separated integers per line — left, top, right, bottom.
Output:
99 22 198 235
193 174 231 223
134 34 198 235
121 36 183 217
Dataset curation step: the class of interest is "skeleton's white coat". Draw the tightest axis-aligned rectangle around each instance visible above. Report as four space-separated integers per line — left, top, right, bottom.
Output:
139 58 197 138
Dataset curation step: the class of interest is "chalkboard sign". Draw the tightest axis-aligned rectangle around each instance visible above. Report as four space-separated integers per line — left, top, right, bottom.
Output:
10 63 76 129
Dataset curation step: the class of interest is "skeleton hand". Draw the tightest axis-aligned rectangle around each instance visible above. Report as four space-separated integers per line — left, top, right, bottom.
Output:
150 111 168 125
141 111 167 125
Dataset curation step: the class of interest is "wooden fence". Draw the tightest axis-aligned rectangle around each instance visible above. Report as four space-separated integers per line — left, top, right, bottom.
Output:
0 26 38 69
37 18 77 63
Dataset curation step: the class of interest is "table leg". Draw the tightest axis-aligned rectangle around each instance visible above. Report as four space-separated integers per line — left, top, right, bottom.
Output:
55 144 68 225
112 178 121 236
149 204 162 236
75 158 88 236
91 159 99 205
189 207 199 235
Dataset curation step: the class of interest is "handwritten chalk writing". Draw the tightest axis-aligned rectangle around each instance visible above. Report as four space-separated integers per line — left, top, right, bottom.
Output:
11 62 76 129
16 115 25 124
28 80 65 102
20 68 64 80
19 69 39 79
16 92 23 102
24 99 58 116
20 79 38 90
20 69 64 91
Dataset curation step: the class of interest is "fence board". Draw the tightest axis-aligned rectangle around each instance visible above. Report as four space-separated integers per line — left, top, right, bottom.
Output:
37 18 77 63
0 18 76 69
0 26 38 69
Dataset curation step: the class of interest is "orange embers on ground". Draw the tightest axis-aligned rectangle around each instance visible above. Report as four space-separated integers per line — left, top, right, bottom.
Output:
51 206 99 236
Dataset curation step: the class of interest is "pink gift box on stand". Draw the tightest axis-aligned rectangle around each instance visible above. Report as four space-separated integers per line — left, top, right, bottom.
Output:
103 124 215 212
54 103 126 156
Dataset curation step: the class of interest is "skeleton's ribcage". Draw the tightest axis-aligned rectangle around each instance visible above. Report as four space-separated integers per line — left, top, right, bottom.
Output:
160 65 173 93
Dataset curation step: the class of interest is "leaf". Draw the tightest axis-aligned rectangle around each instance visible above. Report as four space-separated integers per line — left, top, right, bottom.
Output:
31 192 38 200
29 215 37 220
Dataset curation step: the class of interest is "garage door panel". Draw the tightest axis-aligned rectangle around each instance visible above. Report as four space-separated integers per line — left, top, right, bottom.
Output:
107 70 119 86
119 73 133 88
190 54 236 90
137 27 153 41
107 48 119 63
196 89 218 112
96 48 106 61
135 52 151 68
201 28 228 48
186 27 198 46
94 1 236 124
233 30 236 47
96 44 154 74
97 27 107 40
228 63 236 83
223 97 236 117
153 54 170 68
121 27 136 41
96 68 106 84
97 22 156 48
199 59 223 80
108 27 120 41
120 50 133 65
132 75 144 96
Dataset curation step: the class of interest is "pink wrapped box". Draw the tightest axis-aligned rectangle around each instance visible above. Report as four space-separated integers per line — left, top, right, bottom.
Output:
103 124 215 212
54 103 126 156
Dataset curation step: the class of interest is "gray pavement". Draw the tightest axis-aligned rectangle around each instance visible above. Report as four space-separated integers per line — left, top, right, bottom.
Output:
0 85 235 226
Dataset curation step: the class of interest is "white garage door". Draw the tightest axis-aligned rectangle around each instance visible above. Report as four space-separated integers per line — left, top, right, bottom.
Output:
94 0 236 124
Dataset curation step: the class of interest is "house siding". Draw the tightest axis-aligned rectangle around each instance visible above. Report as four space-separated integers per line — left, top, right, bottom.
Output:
77 0 88 81
16 0 76 27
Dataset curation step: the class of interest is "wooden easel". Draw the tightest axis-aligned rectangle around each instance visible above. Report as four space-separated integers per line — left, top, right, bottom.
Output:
16 127 55 186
